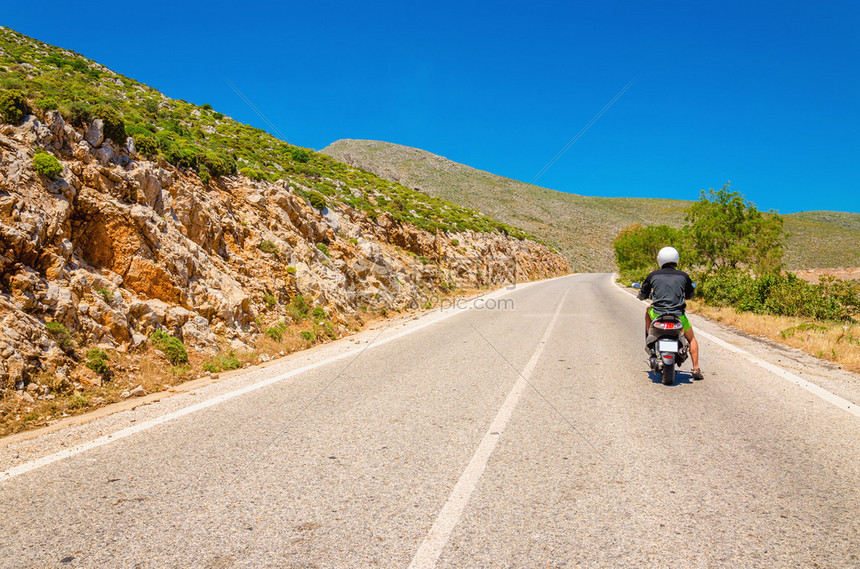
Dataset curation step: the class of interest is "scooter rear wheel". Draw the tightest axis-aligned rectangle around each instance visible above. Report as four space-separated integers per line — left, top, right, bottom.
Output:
662 363 675 385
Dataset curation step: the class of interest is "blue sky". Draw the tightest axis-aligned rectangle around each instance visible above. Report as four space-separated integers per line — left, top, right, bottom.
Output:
4 0 859 213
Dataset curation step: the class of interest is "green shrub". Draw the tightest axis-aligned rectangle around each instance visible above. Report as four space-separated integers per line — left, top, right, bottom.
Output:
265 326 283 341
33 151 63 178
198 151 236 177
613 223 687 284
44 54 89 73
450 238 459 246
98 106 126 143
316 242 329 257
312 306 327 321
286 266 297 275
349 238 358 245
132 133 158 156
168 145 200 168
171 364 190 377
66 101 92 127
97 288 113 303
259 240 279 255
198 166 211 185
220 352 241 370
299 330 314 341
0 90 31 124
201 351 241 373
686 184 784 273
34 96 58 112
308 191 327 211
780 323 828 339
290 148 310 163
125 124 153 137
288 295 312 320
696 270 858 321
46 321 72 351
319 320 337 339
85 348 110 376
68 394 90 410
164 118 188 135
263 292 277 308
239 166 269 181
0 76 24 91
150 329 189 364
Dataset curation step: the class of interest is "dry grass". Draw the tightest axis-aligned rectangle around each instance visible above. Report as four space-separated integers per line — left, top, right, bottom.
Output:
688 300 860 373
0 298 427 438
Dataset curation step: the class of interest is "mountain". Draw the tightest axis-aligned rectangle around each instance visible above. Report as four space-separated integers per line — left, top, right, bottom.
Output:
321 139 860 271
0 27 566 434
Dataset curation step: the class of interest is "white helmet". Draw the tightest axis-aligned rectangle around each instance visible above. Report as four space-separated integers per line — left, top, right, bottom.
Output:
657 246 679 268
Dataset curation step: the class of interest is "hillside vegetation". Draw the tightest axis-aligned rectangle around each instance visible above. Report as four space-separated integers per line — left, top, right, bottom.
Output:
0 27 568 435
0 27 529 240
322 139 860 271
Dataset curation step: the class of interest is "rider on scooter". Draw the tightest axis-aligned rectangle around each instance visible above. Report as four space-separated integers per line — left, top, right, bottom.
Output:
638 246 704 380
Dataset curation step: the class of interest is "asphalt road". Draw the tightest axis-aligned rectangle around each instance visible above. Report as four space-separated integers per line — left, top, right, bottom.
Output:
1 273 858 568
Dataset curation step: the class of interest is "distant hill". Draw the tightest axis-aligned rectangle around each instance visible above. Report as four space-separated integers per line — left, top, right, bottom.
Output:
322 139 860 272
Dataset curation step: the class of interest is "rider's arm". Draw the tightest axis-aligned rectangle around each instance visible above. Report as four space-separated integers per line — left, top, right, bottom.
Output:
638 275 652 300
684 275 695 299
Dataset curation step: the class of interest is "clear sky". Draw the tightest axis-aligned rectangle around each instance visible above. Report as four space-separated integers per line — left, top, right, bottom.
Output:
4 0 859 213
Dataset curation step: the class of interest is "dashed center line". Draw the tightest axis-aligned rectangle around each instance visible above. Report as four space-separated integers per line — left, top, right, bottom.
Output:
407 289 570 569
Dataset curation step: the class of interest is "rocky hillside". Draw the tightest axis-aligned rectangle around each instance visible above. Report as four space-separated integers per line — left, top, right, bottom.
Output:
0 112 566 396
0 27 530 241
0 28 568 427
321 139 860 271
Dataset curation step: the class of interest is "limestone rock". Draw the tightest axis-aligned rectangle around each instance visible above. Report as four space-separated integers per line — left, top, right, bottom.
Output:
0 115 568 391
122 385 147 398
85 119 104 147
181 316 218 353
124 256 180 304
229 339 252 353
245 193 266 208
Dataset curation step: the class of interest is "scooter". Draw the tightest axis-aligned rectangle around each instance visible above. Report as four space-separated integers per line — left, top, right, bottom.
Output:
646 313 689 385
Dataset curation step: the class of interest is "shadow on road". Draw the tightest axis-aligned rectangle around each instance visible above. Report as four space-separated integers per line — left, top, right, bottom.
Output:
647 368 695 386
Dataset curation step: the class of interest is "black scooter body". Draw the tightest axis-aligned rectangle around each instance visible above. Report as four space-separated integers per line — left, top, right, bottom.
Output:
646 313 689 385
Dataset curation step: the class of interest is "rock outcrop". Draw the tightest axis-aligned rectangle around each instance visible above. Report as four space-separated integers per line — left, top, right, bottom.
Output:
0 114 569 391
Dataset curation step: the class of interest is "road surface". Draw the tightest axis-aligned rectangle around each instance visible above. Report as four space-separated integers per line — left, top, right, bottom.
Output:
1 273 858 568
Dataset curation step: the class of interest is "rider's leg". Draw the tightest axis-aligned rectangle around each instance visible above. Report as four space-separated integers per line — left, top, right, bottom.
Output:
644 310 652 337
684 327 700 370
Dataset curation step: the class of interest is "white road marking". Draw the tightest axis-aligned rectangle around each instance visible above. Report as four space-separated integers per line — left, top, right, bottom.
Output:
1 276 573 482
407 288 570 569
614 278 860 419
694 328 859 417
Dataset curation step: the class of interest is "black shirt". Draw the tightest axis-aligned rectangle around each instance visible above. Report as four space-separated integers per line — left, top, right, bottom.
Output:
638 266 695 315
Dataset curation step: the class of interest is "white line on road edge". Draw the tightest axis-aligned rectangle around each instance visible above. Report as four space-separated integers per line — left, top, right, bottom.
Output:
692 328 859 418
1 275 574 483
407 289 570 569
613 278 859 419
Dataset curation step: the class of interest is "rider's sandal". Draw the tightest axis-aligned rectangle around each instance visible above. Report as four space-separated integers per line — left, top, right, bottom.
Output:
691 368 704 380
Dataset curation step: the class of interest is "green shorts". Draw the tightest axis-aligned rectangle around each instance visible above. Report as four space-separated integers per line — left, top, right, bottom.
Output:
648 307 691 331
